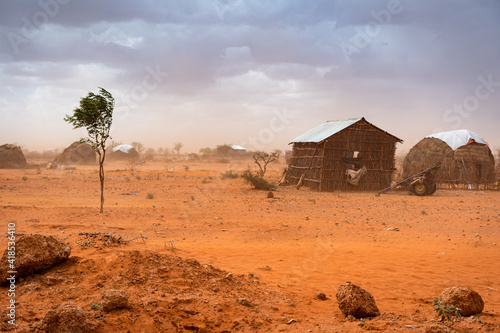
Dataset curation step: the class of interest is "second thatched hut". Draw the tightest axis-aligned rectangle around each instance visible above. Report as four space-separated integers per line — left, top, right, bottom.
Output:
403 129 495 188
403 130 495 188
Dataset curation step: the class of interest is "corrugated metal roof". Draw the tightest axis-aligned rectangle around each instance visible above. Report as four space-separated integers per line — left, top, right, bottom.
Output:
289 117 363 143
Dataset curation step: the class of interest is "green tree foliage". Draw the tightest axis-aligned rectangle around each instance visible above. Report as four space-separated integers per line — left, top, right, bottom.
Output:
64 87 114 213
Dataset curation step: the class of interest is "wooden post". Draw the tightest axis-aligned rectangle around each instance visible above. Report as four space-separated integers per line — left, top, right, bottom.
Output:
297 145 319 189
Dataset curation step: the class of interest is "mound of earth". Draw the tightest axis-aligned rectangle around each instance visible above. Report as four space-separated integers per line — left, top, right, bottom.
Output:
13 249 302 332
0 144 26 169
56 142 96 165
0 234 71 283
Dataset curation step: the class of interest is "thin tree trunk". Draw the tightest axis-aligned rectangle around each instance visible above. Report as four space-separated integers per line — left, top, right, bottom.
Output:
99 150 105 213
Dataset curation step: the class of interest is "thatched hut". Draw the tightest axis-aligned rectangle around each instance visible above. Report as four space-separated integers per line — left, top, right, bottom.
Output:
0 144 27 169
56 141 96 165
285 117 403 191
403 130 495 188
109 144 140 161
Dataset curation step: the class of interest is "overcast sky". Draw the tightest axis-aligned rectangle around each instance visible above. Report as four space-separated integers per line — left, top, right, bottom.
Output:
1 0 499 154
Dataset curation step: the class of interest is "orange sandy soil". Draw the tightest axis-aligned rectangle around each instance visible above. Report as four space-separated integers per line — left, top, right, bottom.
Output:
0 159 499 332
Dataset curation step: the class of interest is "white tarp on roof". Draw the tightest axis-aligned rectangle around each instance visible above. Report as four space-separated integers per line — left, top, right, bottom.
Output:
426 130 487 150
112 144 134 153
230 145 246 151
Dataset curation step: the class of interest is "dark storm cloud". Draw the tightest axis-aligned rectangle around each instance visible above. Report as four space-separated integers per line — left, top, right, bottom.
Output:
0 0 499 151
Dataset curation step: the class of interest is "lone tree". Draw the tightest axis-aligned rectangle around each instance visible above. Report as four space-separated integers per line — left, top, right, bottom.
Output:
253 149 281 176
173 142 183 155
64 87 114 213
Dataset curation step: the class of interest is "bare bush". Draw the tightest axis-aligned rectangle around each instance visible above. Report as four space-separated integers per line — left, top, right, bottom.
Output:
253 150 281 176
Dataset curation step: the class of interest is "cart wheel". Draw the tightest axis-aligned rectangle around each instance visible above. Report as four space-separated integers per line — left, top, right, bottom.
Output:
427 183 437 195
412 182 428 196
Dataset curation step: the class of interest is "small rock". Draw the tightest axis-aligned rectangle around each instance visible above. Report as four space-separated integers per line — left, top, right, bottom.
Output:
336 282 380 318
101 289 130 312
440 286 484 317
267 191 274 198
316 291 327 300
387 227 399 231
257 265 271 271
237 298 253 307
41 302 87 333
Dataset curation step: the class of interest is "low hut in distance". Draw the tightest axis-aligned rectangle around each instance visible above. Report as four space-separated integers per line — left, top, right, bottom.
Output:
403 130 495 188
285 117 403 191
56 141 96 165
109 144 140 161
0 144 27 169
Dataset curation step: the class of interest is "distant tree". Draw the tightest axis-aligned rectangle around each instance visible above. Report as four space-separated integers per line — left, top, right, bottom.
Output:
109 140 122 150
157 147 164 155
173 142 183 155
253 149 281 176
145 148 156 160
199 147 214 156
216 144 232 157
131 142 144 155
64 87 114 213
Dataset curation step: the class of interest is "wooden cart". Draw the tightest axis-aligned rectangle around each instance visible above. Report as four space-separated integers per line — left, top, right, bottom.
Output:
375 163 441 196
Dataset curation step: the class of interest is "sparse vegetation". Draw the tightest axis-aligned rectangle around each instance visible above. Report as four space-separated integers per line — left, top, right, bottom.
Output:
90 303 102 311
241 169 277 190
146 192 154 199
433 297 461 321
221 170 239 179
